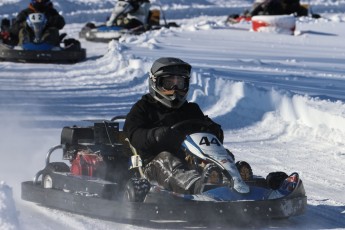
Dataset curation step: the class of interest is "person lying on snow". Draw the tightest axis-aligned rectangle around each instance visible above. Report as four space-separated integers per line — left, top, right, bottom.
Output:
11 0 65 46
124 57 230 194
228 0 320 23
249 0 308 17
106 0 151 30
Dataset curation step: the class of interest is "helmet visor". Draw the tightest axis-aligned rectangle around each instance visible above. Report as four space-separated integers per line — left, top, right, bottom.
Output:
157 75 188 91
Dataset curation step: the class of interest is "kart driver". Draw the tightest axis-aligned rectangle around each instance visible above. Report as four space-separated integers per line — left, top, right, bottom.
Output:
227 0 314 23
11 0 65 46
249 0 308 17
124 57 225 194
106 0 151 29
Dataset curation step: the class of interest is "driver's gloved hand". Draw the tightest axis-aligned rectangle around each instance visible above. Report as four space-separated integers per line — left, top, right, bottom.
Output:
153 126 185 147
47 16 59 27
207 122 224 143
47 16 65 29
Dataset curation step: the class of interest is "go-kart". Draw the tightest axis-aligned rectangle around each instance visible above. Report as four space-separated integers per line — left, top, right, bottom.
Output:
79 8 178 43
0 13 86 64
21 117 306 223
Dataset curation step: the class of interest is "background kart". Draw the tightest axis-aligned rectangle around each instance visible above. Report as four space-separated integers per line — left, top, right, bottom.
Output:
0 14 86 64
79 7 178 43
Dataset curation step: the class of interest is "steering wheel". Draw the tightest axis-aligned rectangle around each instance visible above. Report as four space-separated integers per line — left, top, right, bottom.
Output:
170 119 216 136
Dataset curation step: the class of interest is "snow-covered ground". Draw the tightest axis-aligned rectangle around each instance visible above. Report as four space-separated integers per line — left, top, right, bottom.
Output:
1 0 345 229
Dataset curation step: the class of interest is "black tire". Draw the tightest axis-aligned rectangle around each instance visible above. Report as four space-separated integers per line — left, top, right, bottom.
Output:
124 178 150 202
236 161 253 181
85 22 96 29
42 162 70 189
167 22 179 28
266 171 288 190
64 38 81 51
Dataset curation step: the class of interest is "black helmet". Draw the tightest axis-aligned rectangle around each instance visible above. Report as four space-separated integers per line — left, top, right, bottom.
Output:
149 57 191 109
31 0 51 11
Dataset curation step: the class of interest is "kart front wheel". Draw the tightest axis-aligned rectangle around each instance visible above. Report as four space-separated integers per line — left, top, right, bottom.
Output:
236 161 253 181
124 178 150 202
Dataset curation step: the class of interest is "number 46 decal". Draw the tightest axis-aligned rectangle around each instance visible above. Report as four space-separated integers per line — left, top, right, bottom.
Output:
199 136 220 146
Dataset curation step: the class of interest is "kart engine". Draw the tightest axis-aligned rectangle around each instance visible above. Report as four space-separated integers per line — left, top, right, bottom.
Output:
70 150 106 178
60 121 129 181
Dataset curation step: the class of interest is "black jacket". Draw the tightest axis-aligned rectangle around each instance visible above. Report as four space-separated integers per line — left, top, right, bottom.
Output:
11 4 65 35
250 0 308 16
124 94 223 161
250 0 285 16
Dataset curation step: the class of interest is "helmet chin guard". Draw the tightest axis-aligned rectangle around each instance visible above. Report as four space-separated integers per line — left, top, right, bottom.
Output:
149 57 192 109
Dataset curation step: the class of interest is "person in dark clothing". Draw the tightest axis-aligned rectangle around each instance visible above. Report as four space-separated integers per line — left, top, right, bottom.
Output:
11 0 65 46
249 0 308 17
124 57 225 194
249 0 285 16
106 0 151 29
282 0 308 16
227 0 310 23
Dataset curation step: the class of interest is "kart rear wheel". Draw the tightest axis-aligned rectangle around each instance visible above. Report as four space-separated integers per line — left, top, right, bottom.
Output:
42 162 70 189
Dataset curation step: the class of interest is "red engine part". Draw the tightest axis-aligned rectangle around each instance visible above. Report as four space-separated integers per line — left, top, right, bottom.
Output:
0 31 10 41
237 15 252 23
251 15 296 34
252 20 270 32
70 150 105 177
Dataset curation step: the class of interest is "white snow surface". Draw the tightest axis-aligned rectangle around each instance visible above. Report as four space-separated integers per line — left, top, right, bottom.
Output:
1 0 345 229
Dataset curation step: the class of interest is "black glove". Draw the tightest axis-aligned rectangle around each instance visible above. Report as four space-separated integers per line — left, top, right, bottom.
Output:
47 16 58 27
153 126 185 148
47 16 65 29
207 122 224 143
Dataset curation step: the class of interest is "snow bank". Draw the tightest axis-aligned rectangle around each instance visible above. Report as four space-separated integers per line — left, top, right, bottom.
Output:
190 75 345 145
0 182 19 230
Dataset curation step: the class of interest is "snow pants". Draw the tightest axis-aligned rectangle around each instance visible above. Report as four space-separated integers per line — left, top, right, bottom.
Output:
143 151 201 194
18 26 60 46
